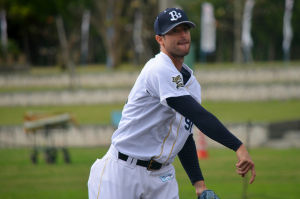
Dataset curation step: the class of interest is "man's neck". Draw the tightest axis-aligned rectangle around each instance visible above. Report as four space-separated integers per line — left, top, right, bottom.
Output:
171 56 184 71
162 50 184 71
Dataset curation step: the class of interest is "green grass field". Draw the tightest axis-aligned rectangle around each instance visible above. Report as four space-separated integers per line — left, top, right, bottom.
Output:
1 100 300 125
1 64 300 198
0 147 300 199
22 61 300 75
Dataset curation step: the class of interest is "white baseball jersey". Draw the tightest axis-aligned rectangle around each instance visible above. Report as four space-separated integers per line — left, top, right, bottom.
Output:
112 52 201 164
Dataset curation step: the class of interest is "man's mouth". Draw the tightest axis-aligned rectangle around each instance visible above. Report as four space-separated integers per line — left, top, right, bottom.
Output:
178 40 190 45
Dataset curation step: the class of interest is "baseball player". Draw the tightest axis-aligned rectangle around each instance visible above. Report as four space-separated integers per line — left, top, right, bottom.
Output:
88 8 256 199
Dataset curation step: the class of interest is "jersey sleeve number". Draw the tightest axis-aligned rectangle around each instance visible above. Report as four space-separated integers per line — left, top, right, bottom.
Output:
184 118 193 133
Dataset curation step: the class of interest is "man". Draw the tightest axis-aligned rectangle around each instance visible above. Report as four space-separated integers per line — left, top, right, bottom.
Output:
88 8 255 199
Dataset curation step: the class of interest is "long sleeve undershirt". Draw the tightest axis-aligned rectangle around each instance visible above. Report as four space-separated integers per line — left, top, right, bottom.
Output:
177 134 204 184
166 95 242 151
169 66 242 151
165 66 242 185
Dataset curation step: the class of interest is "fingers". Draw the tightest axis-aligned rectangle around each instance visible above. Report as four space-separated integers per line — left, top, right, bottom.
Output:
236 162 253 175
235 145 256 184
236 158 256 184
249 166 256 184
236 159 247 168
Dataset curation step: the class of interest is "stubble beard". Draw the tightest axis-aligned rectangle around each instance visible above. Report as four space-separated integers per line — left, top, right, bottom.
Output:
169 44 190 59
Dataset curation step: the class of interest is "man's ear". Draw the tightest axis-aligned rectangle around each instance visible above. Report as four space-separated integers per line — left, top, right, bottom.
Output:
155 35 163 45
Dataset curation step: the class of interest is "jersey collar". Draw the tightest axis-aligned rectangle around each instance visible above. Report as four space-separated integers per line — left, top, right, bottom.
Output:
159 52 194 75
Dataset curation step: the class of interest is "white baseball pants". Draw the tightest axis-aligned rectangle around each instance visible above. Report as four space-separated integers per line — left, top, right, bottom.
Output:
88 145 179 199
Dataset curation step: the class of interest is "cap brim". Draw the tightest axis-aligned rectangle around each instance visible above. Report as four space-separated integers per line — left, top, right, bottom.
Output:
161 21 196 35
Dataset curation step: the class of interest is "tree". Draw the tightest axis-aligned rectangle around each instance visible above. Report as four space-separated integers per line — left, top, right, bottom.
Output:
91 0 159 68
3 0 300 66
91 0 133 68
233 0 244 63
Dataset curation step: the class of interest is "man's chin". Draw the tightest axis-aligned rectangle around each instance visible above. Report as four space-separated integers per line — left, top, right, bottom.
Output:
169 47 190 58
179 49 190 57
171 51 189 58
179 46 190 56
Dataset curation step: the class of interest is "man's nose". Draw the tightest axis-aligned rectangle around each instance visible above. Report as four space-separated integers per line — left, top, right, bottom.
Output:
179 30 188 38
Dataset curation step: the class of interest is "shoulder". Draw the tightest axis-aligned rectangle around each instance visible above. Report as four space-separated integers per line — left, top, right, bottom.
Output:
145 53 180 78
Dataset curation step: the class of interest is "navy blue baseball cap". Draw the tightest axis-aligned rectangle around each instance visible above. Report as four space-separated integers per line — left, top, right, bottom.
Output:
154 8 195 35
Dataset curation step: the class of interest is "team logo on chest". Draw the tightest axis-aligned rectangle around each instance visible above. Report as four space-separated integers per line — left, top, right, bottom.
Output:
169 10 182 21
172 75 184 89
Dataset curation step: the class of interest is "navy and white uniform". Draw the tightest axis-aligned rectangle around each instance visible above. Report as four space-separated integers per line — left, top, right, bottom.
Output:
88 7 244 199
113 52 201 164
88 52 201 199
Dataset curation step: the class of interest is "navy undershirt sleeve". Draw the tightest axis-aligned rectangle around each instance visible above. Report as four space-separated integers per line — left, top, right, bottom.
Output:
174 67 204 185
169 67 242 185
178 134 204 184
166 95 243 151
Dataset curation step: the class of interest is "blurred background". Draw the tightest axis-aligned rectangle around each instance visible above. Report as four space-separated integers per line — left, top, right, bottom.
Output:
0 0 300 67
0 0 300 199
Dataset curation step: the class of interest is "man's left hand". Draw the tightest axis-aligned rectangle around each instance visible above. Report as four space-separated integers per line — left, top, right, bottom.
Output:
236 144 256 184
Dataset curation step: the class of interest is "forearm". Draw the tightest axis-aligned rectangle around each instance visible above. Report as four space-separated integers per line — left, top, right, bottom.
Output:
178 134 204 184
167 95 242 151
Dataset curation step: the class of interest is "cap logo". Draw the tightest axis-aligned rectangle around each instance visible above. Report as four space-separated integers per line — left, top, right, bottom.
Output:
169 10 182 21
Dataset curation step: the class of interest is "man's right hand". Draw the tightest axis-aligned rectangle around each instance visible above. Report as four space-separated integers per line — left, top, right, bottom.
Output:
194 180 207 196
